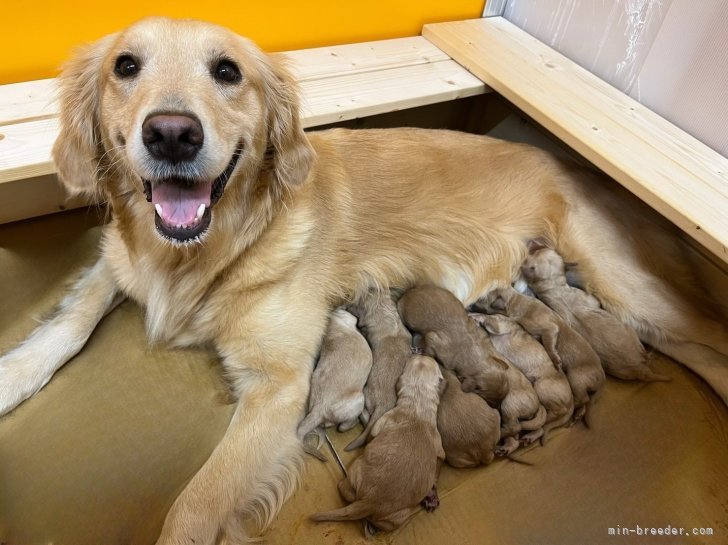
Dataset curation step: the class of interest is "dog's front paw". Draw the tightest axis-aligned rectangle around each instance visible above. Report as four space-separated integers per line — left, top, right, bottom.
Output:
0 345 53 416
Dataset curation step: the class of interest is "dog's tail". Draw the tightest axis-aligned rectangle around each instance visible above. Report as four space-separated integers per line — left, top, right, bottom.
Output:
311 500 371 522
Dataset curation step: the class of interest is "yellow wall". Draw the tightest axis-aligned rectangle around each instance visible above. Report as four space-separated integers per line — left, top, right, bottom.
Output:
1 1 485 85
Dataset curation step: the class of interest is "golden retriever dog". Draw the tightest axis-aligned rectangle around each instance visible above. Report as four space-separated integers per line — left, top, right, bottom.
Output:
1 16 727 544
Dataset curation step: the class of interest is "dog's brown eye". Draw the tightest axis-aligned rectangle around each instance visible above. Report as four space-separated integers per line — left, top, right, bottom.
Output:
115 55 140 78
213 60 241 84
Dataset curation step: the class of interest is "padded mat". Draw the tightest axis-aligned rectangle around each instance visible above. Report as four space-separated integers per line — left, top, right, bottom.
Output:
1 209 726 545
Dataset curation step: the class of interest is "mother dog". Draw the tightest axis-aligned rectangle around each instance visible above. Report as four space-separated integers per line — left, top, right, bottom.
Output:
1 17 726 544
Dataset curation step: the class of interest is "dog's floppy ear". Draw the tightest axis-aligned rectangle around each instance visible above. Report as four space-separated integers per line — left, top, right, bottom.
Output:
52 34 117 197
258 54 314 192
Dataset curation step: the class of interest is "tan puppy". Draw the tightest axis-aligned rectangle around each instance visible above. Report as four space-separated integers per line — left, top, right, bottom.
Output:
311 355 445 536
473 286 605 422
345 290 413 451
397 286 509 406
523 249 671 383
297 308 373 460
2 17 727 542
473 313 574 442
437 367 500 467
496 360 547 455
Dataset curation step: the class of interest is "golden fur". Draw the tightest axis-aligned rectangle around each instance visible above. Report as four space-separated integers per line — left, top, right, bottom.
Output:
0 16 726 544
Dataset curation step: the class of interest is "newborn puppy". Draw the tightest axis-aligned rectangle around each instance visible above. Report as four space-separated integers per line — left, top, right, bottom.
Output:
522 248 670 383
437 367 500 467
473 313 574 442
473 286 604 423
311 355 445 536
397 286 509 407
345 290 413 451
495 358 546 455
298 308 373 460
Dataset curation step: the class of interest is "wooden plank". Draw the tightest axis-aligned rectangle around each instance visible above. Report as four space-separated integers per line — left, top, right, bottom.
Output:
0 118 57 183
0 37 450 128
0 79 57 126
283 36 450 81
299 59 485 127
0 175 89 225
0 62 485 187
424 17 728 262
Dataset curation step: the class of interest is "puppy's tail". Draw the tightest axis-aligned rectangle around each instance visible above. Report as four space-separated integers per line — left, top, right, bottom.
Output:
518 405 547 432
345 408 383 451
311 500 371 522
632 366 671 383
540 408 574 445
302 429 327 462
298 406 327 460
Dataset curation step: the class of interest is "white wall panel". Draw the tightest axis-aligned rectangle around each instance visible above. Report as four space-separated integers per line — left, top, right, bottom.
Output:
502 0 728 157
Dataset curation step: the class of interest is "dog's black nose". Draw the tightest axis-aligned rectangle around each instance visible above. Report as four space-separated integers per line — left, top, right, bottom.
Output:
142 114 203 162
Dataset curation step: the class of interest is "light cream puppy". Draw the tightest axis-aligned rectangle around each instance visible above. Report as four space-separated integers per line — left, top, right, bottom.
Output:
523 249 671 383
437 367 500 467
345 290 413 451
473 313 574 442
397 286 510 407
297 308 373 460
473 286 605 423
311 355 445 536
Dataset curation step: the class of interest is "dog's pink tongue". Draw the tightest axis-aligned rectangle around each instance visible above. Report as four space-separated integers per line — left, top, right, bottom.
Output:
151 181 212 226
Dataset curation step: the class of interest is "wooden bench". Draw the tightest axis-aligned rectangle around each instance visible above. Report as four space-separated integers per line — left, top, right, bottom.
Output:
0 37 487 224
423 16 728 264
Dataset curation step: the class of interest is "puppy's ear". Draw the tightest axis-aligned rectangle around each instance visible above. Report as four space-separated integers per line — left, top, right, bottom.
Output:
52 34 116 197
259 54 314 193
527 238 550 255
461 377 476 393
563 261 584 288
490 295 506 312
437 374 449 398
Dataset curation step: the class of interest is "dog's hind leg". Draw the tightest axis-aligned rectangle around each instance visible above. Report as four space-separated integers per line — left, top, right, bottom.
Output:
0 257 121 415
555 182 728 401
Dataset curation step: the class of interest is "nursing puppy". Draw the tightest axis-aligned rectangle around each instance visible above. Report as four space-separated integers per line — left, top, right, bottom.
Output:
473 286 604 422
297 308 373 460
495 360 547 455
397 286 509 406
437 367 501 467
345 290 413 451
311 355 445 536
2 16 727 543
523 249 671 383
473 313 574 442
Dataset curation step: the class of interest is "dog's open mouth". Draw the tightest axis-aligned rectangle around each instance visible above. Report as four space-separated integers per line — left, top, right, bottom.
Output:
143 144 242 242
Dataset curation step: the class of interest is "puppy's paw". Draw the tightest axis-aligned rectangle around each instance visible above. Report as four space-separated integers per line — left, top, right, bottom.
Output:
421 485 440 512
